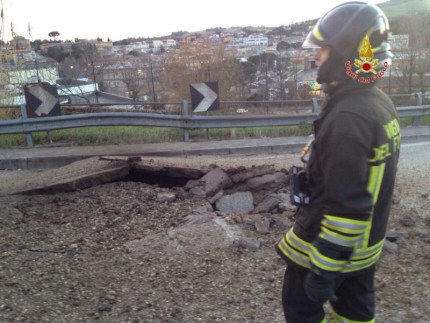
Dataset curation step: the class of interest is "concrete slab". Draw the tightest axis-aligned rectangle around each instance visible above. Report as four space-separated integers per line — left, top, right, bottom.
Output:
0 157 129 196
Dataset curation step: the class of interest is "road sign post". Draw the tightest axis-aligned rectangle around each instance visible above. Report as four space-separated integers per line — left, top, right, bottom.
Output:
183 100 189 142
190 81 219 139
20 104 33 147
22 82 61 146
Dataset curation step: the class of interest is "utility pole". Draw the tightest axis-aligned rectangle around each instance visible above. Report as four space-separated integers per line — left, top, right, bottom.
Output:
91 60 99 104
265 62 269 101
150 61 156 103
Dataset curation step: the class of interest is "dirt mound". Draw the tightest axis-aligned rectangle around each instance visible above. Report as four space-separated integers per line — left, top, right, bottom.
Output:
0 153 429 322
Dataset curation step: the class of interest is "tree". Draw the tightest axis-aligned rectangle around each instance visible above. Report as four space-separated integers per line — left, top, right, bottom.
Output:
276 41 290 51
59 44 105 104
274 55 289 100
46 46 69 62
248 53 277 70
393 14 430 93
122 68 143 102
297 83 312 99
48 31 60 40
127 50 141 57
239 61 257 83
267 26 291 36
31 39 42 51
161 40 242 105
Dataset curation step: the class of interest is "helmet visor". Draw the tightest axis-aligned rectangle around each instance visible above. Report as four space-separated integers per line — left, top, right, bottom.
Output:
302 37 321 49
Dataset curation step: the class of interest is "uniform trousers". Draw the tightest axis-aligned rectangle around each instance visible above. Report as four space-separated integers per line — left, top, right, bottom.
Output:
281 261 375 323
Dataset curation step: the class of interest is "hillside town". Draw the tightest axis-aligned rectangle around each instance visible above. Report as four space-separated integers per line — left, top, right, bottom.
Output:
0 14 428 108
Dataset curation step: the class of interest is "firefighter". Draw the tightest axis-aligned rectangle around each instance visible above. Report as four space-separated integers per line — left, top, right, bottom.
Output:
276 2 400 322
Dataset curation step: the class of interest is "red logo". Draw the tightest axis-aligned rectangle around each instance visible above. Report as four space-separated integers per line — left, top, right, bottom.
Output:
345 35 388 83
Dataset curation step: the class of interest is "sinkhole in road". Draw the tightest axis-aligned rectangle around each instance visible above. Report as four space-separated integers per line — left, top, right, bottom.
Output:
122 164 206 189
124 168 190 188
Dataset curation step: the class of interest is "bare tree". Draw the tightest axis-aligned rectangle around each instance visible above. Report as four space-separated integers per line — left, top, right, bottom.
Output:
121 67 144 102
394 14 429 94
59 43 106 104
161 41 241 104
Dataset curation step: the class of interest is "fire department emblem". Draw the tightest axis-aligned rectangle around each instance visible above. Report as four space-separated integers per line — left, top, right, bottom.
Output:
354 35 378 74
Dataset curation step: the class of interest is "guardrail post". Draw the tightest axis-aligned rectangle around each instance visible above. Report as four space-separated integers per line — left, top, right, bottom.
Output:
311 98 319 114
20 104 33 147
413 93 422 126
183 100 189 142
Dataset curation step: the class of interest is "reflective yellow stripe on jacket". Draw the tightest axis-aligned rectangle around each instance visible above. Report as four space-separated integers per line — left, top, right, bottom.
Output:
277 228 384 272
332 309 375 323
277 161 386 273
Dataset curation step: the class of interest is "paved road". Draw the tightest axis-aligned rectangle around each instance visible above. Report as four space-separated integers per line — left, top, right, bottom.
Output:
397 141 430 185
0 125 429 170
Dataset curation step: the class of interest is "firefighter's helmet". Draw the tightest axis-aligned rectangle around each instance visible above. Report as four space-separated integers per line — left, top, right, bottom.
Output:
303 1 393 64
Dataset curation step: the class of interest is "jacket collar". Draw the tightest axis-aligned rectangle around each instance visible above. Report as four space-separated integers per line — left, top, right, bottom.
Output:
313 82 375 135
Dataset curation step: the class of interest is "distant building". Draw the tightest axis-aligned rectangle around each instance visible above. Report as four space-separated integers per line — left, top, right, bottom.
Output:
152 40 164 50
246 34 268 47
94 41 114 56
388 32 409 51
163 39 177 48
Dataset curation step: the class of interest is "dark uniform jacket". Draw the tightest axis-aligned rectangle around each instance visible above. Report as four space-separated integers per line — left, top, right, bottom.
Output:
277 83 400 274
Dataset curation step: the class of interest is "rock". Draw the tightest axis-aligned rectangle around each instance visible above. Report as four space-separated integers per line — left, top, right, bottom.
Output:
200 168 232 197
420 192 429 198
193 203 214 214
400 296 411 304
189 187 206 199
236 172 288 192
98 303 112 312
392 196 401 204
383 239 399 254
69 243 79 249
0 207 23 225
184 179 201 191
215 191 254 215
208 190 224 204
269 214 292 231
254 216 271 235
157 192 176 203
278 201 297 212
253 194 282 213
425 217 430 227
225 213 243 224
400 214 416 227
242 215 256 228
241 214 271 234
230 166 275 184
385 231 408 241
234 238 263 251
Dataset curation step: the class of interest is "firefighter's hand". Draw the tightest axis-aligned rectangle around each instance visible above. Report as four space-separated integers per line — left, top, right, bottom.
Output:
304 270 338 303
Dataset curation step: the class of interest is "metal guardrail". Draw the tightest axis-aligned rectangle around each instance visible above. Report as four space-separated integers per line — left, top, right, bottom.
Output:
0 95 429 146
0 111 317 133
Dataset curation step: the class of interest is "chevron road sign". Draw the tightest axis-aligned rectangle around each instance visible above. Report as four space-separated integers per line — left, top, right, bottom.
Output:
24 82 60 118
190 81 219 113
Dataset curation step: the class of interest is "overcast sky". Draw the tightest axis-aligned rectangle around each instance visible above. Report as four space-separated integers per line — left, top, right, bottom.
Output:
2 0 387 42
